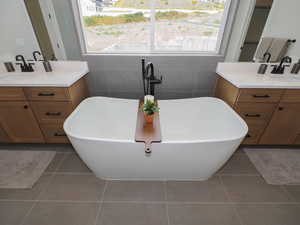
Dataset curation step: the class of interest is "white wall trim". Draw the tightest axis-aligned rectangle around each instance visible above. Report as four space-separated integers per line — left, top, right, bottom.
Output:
233 0 256 61
219 0 238 56
70 0 88 54
39 0 67 60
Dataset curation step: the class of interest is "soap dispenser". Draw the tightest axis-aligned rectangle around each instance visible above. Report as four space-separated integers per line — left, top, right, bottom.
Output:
291 59 300 74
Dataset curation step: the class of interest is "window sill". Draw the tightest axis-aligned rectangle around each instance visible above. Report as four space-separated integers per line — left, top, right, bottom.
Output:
82 52 224 57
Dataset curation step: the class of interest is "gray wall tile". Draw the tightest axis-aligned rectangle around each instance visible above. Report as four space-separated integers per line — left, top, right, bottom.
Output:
83 55 224 99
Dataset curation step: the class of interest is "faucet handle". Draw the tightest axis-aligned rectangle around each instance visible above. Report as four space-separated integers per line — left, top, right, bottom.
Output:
270 65 278 74
28 63 35 72
150 76 163 84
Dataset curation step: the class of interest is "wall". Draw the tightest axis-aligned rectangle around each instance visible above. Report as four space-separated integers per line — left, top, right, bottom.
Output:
262 0 300 58
84 55 224 99
0 0 40 61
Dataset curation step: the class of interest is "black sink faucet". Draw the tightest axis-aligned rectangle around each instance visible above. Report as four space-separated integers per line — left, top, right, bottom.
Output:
141 58 163 96
263 52 271 63
16 55 34 72
271 56 292 74
33 51 44 61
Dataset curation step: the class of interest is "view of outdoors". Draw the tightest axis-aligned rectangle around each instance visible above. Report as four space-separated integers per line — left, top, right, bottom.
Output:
79 0 228 53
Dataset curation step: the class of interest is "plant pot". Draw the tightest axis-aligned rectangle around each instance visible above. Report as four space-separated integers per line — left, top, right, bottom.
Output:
144 113 154 124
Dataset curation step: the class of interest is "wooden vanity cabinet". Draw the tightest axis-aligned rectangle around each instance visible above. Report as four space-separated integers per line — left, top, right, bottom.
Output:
0 101 44 143
260 90 300 145
0 77 89 143
260 103 300 144
215 76 300 145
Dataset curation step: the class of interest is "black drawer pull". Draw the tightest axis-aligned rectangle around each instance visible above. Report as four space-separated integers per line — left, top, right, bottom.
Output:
38 93 55 97
54 133 66 137
252 94 270 98
278 107 284 111
245 114 261 118
46 112 61 116
246 134 251 138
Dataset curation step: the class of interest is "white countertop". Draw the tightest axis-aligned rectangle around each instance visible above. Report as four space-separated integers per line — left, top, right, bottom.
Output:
0 61 89 87
217 62 300 89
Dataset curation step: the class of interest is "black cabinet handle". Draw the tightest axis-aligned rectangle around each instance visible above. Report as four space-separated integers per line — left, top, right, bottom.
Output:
54 133 66 137
46 112 61 116
245 114 261 118
23 105 28 109
246 134 251 138
38 93 55 97
278 107 284 111
252 94 270 98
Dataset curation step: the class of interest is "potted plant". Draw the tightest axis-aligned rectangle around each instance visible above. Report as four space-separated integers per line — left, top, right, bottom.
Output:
143 100 159 123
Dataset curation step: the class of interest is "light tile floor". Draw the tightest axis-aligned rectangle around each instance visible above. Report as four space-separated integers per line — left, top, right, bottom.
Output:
0 149 300 225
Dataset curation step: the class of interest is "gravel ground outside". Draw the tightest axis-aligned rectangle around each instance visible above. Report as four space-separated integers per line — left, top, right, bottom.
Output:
84 12 222 52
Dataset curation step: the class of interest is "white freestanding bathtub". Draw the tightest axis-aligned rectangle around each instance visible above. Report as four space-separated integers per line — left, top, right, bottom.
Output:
64 97 248 180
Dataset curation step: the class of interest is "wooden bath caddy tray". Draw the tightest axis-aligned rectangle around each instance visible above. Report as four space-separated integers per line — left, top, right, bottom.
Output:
135 100 162 154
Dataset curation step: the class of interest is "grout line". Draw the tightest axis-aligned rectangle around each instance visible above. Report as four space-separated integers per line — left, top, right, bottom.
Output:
53 152 70 173
280 185 296 202
100 181 108 203
51 152 70 174
163 181 170 225
93 203 102 225
232 204 245 225
17 170 60 225
163 181 168 202
2 198 300 204
19 200 37 225
218 175 245 225
218 174 261 177
94 181 108 225
52 172 93 175
218 175 232 202
164 201 300 205
33 152 69 202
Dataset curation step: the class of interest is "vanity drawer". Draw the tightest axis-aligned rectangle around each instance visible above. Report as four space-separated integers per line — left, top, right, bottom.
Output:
242 124 265 145
24 87 70 101
234 103 276 125
281 90 300 103
41 124 69 143
0 87 26 101
237 89 284 103
30 102 73 124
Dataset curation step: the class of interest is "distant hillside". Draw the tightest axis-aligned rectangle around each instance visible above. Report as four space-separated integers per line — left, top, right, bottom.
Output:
113 0 224 9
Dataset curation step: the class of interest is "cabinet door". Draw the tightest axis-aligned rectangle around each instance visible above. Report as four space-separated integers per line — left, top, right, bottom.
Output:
0 124 10 142
0 101 44 143
259 103 300 145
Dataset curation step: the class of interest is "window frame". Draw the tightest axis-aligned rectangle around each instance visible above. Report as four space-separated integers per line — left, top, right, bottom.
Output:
71 0 236 56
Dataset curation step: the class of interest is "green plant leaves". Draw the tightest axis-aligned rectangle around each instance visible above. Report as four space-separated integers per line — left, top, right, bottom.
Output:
143 100 159 115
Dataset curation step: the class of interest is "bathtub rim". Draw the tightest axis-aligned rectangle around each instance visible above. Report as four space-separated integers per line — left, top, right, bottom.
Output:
64 96 248 144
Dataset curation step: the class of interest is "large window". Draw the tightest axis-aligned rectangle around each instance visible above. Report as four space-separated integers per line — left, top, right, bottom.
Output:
76 0 231 54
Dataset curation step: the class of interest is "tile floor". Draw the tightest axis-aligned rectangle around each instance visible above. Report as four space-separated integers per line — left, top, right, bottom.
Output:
1 149 300 225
